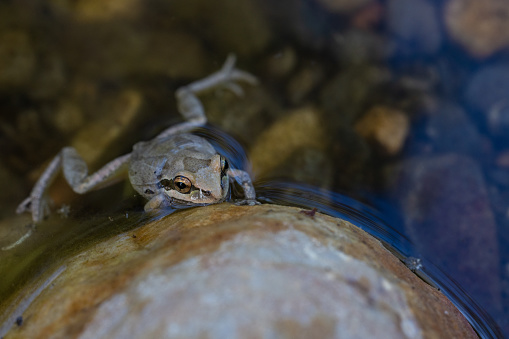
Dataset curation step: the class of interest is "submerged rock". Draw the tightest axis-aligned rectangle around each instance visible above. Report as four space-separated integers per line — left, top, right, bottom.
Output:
445 0 509 58
1 204 476 338
355 105 409 156
391 154 501 315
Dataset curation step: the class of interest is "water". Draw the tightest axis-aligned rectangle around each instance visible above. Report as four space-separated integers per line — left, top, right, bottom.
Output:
0 0 508 337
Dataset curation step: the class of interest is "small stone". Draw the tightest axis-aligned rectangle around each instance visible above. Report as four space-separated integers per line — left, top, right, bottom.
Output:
46 100 84 135
386 0 442 55
320 66 391 124
424 101 483 155
264 47 297 79
0 30 36 89
249 106 329 178
332 29 391 64
445 0 509 58
168 0 272 56
316 0 374 13
355 106 409 156
465 64 509 138
286 62 324 104
29 54 66 100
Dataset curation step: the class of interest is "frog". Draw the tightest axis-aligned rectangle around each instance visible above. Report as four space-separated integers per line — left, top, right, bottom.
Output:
16 55 258 223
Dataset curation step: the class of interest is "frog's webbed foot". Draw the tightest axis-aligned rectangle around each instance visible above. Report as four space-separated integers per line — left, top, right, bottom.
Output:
144 194 173 213
228 168 257 203
16 195 52 221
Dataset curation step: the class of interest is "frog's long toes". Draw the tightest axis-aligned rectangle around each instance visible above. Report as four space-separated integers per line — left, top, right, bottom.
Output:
222 54 237 72
225 82 244 96
16 197 32 214
231 70 258 85
234 199 260 206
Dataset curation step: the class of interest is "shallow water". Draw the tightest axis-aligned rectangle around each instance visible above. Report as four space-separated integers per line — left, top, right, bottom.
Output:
0 0 508 337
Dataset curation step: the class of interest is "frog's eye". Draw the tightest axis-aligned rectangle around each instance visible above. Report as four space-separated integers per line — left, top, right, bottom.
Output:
174 175 192 194
159 179 172 191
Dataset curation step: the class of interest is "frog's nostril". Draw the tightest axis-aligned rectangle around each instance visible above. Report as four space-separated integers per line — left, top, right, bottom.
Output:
203 190 211 197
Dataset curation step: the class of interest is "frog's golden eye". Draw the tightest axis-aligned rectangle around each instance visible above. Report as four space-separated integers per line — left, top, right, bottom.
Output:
174 175 192 194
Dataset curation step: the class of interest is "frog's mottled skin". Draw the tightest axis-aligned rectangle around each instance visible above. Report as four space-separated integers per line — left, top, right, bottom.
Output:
17 55 258 223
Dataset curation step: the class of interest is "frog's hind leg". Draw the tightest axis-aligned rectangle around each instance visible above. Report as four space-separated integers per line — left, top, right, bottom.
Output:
155 54 258 139
17 147 131 223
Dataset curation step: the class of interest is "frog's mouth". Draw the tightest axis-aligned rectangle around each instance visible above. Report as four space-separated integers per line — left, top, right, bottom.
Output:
165 196 226 209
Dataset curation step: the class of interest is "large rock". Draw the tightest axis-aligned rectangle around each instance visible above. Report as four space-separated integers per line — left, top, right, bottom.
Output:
1 204 476 338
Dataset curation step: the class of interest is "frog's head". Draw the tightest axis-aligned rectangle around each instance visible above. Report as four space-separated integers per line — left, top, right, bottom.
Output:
153 153 230 207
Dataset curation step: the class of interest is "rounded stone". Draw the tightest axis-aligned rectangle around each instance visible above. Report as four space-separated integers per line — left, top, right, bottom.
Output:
1 204 476 338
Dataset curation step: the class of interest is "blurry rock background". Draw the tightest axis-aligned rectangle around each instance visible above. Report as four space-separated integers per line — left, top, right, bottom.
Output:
0 0 508 336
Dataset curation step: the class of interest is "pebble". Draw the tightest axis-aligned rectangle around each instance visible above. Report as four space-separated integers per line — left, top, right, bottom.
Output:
465 64 509 139
0 30 36 89
425 101 483 156
445 0 509 58
316 0 374 13
355 105 409 156
386 0 442 56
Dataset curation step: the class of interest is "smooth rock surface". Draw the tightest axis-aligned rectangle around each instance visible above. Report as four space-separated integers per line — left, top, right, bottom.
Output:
2 204 476 338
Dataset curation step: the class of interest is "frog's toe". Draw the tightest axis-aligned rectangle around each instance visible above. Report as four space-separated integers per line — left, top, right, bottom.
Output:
16 196 33 214
233 199 260 206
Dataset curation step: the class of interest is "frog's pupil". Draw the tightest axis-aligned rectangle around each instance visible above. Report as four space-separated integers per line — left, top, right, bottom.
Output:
176 182 186 189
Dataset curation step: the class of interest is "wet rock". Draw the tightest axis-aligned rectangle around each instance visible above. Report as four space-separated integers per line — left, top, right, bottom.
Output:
73 0 142 21
355 105 409 156
28 54 66 100
386 0 442 56
445 0 509 58
316 0 374 13
1 204 477 338
465 64 509 139
286 62 325 104
332 29 391 65
249 106 329 179
425 101 484 156
168 0 272 56
204 86 278 146
62 27 208 80
320 66 391 125
264 47 298 79
70 89 143 166
0 30 36 89
44 99 84 135
391 154 501 314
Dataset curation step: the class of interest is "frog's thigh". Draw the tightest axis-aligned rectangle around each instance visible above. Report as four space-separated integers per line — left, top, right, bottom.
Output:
61 147 131 194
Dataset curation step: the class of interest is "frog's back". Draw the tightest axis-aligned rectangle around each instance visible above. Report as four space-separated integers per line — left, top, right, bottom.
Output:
128 134 217 195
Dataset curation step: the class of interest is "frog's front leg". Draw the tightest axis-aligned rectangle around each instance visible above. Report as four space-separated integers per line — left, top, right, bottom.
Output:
228 168 259 206
17 147 131 223
143 193 173 213
155 54 258 139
